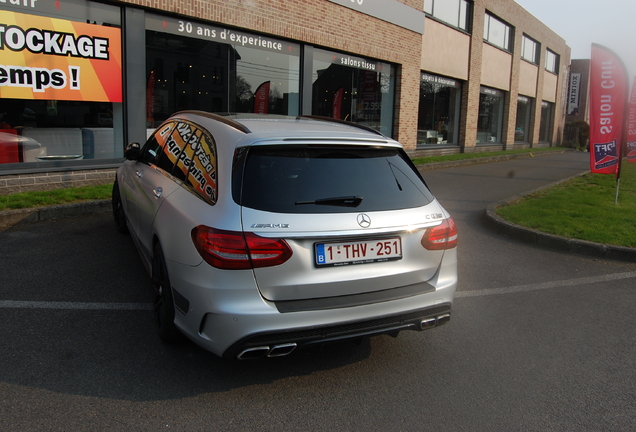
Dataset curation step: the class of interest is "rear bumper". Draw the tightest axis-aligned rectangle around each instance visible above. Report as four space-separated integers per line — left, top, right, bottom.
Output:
168 249 457 358
223 303 452 359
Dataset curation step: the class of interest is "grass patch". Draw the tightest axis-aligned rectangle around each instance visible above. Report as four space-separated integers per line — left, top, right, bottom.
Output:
412 146 567 165
496 161 636 248
0 183 112 211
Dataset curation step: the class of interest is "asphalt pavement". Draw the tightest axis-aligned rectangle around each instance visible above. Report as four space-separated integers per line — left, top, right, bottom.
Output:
2 150 636 431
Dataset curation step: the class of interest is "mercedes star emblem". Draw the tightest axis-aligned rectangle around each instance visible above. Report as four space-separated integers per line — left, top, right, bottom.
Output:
357 213 371 228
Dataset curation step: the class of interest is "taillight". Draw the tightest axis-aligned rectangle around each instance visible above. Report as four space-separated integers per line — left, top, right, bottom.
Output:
421 217 458 250
191 226 293 270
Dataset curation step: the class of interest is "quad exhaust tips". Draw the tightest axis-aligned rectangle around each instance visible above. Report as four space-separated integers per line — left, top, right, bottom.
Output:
236 313 451 359
419 313 451 330
237 343 298 360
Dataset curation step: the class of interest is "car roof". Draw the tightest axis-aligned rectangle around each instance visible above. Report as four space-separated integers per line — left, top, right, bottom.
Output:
171 111 401 147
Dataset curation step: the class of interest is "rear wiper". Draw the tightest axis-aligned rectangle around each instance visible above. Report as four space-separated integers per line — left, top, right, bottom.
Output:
295 196 363 207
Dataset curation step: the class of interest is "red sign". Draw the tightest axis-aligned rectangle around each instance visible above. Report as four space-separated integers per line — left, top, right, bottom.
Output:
332 87 343 119
146 70 156 127
253 81 270 114
589 44 628 176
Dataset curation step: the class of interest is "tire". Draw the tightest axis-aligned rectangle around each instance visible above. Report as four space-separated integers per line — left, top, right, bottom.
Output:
112 180 129 235
152 243 183 344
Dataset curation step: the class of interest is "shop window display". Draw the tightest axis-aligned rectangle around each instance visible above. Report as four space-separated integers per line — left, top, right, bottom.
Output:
310 48 395 136
515 96 533 143
144 14 300 128
539 101 553 142
477 87 505 144
417 73 461 146
0 2 123 165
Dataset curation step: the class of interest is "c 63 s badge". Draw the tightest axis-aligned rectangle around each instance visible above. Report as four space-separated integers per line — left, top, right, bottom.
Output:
251 223 289 228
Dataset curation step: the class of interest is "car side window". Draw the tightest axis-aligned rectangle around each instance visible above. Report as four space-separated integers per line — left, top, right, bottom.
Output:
145 120 218 204
139 122 175 172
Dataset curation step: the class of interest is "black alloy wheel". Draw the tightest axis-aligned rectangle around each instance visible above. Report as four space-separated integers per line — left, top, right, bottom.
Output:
152 243 183 344
112 180 129 234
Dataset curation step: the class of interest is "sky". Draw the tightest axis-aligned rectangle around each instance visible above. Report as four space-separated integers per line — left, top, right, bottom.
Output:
514 0 636 78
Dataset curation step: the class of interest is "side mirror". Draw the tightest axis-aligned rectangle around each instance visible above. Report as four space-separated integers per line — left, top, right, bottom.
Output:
124 142 141 161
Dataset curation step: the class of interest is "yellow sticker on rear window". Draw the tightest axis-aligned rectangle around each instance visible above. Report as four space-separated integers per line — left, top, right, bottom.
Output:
156 120 218 203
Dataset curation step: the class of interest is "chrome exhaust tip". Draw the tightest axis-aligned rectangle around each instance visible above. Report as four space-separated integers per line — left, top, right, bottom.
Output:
237 346 270 360
437 313 451 326
420 318 437 330
267 343 297 357
420 313 451 330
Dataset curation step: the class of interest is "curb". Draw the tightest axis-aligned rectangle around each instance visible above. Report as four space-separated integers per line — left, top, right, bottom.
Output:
0 199 110 228
484 174 636 263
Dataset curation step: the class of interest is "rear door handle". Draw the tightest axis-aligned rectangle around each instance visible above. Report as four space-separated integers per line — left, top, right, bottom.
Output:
153 187 163 198
135 170 143 178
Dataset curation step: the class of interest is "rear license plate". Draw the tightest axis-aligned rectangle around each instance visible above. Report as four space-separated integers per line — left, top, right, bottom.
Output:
315 238 402 267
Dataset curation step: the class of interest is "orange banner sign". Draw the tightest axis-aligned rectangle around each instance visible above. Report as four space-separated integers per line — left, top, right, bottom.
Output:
0 11 122 102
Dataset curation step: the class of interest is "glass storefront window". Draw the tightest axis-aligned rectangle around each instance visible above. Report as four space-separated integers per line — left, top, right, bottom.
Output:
515 96 533 143
145 15 300 128
477 87 505 144
539 101 553 142
0 1 123 165
311 48 395 136
417 73 462 146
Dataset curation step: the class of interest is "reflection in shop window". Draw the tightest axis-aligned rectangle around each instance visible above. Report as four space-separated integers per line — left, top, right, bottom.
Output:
311 48 395 137
145 27 300 128
417 73 462 146
515 96 533 143
477 87 505 144
0 100 122 163
539 101 553 142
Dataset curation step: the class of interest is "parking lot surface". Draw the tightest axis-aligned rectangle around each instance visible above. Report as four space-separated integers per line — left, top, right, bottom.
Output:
1 151 635 431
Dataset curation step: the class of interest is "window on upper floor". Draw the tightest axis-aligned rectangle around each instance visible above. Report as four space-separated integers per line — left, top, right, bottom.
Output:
484 13 512 52
522 35 539 64
424 0 471 32
545 49 559 74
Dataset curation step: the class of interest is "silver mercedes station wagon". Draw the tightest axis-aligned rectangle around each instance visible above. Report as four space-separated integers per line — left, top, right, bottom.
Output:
113 112 457 359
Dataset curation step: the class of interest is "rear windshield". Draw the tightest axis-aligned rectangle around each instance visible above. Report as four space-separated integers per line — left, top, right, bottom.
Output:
233 145 434 213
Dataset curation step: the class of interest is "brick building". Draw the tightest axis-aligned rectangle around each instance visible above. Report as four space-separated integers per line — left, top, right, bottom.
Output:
0 0 570 194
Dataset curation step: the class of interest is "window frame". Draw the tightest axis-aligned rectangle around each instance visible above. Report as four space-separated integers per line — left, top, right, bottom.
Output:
545 49 559 74
424 0 472 33
521 34 540 65
483 12 513 52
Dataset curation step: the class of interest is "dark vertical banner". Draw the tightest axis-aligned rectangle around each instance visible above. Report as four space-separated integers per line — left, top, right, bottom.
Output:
626 76 636 163
254 81 270 114
332 87 344 119
589 44 628 176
